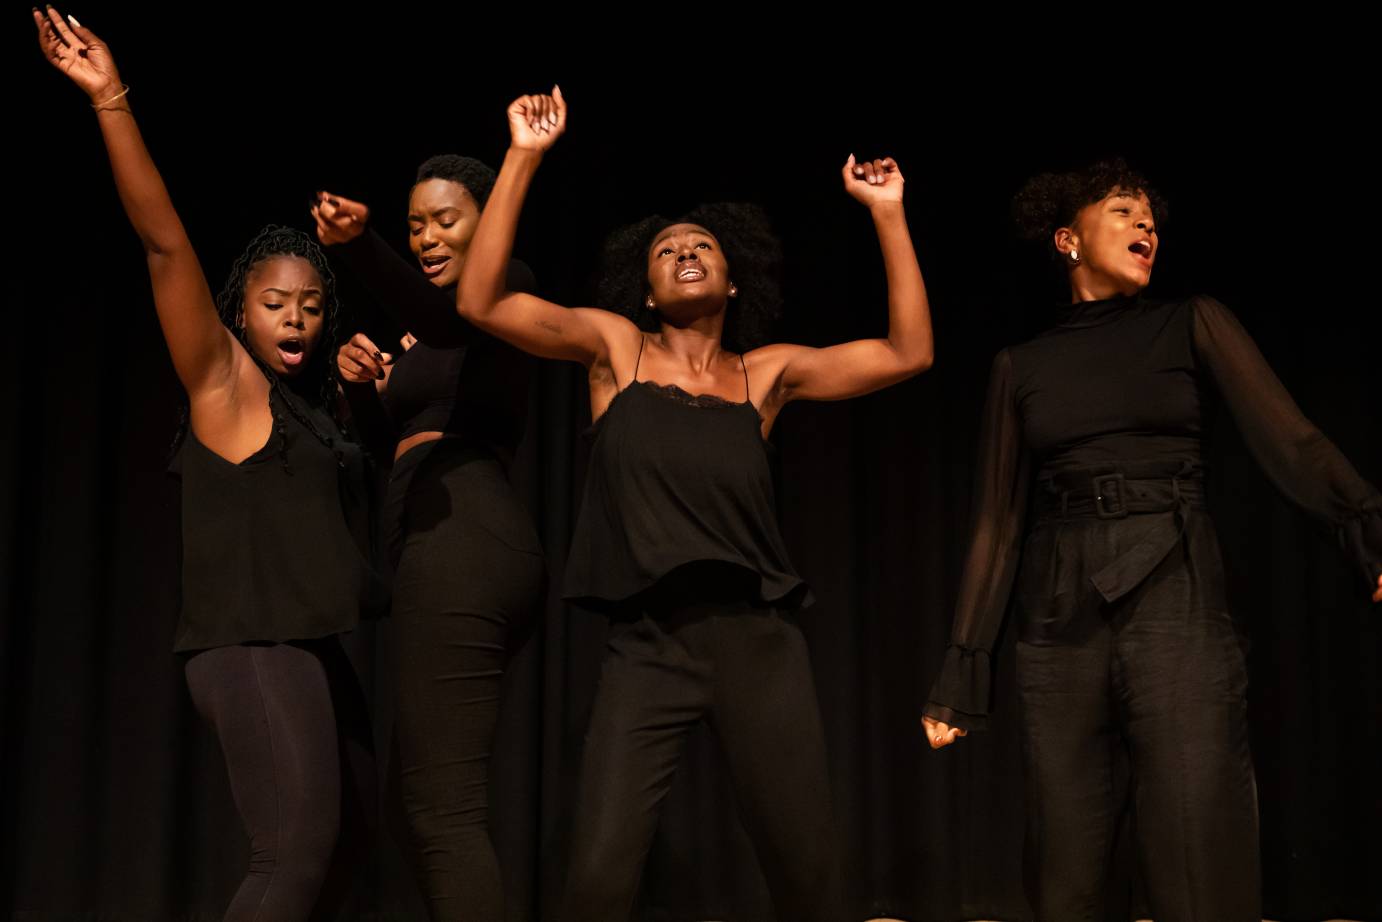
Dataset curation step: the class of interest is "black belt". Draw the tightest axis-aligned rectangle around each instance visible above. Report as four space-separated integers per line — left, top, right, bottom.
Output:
1035 461 1204 605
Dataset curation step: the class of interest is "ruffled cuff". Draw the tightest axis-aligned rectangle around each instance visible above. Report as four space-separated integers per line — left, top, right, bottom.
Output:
923 645 993 732
1337 496 1382 591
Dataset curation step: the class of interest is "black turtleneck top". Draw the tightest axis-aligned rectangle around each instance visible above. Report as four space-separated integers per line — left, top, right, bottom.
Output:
925 293 1382 729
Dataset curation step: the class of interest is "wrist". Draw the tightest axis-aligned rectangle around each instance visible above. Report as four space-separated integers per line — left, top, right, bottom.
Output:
868 200 905 218
505 146 545 167
90 81 130 111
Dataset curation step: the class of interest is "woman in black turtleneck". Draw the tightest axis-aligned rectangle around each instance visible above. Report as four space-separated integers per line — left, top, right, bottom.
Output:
312 160 544 922
922 160 1382 922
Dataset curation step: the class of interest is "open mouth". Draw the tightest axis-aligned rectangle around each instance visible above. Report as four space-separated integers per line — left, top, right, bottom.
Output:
420 254 452 277
278 339 306 368
676 264 706 282
1128 239 1154 262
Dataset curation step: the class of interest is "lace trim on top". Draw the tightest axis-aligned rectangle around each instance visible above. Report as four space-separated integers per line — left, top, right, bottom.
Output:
638 380 751 410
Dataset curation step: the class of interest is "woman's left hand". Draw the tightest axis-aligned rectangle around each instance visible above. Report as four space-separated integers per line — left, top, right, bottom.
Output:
312 192 369 246
842 154 904 207
34 6 123 103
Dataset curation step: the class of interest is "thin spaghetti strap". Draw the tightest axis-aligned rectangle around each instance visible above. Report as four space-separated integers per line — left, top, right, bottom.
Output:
739 352 750 403
629 335 646 388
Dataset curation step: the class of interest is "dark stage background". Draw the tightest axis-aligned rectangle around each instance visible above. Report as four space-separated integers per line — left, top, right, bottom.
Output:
8 14 1381 922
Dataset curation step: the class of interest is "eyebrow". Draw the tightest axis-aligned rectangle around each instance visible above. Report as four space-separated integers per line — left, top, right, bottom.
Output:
261 287 322 297
650 228 714 250
409 207 461 221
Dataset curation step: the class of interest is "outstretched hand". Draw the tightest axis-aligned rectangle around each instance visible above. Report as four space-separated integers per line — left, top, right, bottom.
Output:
921 715 967 750
34 6 123 103
312 191 370 246
507 86 567 153
842 154 905 207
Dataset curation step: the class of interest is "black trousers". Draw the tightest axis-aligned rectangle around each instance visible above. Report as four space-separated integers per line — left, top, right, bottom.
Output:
184 638 376 922
558 582 846 922
386 441 545 922
1015 505 1260 922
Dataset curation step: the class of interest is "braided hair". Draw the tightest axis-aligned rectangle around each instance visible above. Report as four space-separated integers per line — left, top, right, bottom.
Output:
597 203 784 352
172 225 346 469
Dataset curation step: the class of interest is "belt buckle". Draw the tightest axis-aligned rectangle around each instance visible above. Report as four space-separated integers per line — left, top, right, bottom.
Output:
1093 473 1127 519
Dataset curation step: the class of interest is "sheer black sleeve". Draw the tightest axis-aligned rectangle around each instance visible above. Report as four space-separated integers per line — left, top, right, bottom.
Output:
924 348 1031 731
1192 294 1382 590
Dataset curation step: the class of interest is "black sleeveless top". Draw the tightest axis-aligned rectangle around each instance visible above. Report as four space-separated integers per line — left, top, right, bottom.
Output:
562 340 811 611
169 378 379 653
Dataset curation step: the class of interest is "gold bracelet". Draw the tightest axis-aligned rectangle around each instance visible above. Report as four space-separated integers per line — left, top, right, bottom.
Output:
91 84 130 111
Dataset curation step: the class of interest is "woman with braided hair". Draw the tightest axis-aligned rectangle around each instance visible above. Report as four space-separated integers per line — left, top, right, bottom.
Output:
35 9 378 920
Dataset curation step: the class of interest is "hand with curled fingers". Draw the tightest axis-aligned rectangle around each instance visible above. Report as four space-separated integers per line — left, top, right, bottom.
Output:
337 332 392 385
842 154 905 208
507 86 567 153
312 191 370 247
33 5 123 104
921 715 968 750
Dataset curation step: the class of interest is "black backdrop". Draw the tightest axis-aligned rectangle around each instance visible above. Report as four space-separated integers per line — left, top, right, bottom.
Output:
7 13 1381 922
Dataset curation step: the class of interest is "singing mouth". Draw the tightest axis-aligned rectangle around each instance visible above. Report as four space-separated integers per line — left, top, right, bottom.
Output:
676 264 706 282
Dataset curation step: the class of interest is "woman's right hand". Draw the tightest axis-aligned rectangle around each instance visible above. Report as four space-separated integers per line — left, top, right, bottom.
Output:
922 715 968 750
337 333 392 384
34 6 123 103
312 191 370 246
507 86 567 153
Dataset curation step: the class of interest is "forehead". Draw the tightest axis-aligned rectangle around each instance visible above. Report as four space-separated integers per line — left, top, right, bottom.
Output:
1100 189 1153 212
649 223 718 253
248 254 321 289
410 178 476 213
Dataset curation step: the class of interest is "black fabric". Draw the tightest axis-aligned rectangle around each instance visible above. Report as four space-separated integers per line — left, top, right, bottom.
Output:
12 56 1382 922
184 638 377 922
169 379 376 653
334 230 537 460
387 439 545 921
559 578 845 922
563 358 809 611
926 294 1382 726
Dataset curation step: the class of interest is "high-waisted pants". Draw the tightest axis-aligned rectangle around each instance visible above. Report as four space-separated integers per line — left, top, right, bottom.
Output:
1015 478 1259 922
384 439 546 921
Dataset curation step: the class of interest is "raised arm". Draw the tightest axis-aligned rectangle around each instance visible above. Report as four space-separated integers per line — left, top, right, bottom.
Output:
922 349 1032 745
752 156 933 404
457 88 636 369
35 9 237 398
1191 295 1382 602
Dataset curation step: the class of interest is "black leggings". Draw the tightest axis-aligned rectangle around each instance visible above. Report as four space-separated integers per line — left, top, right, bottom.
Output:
558 589 846 922
184 638 376 922
386 441 545 921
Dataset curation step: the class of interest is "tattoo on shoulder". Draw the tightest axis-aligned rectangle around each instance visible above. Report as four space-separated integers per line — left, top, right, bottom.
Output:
537 319 562 335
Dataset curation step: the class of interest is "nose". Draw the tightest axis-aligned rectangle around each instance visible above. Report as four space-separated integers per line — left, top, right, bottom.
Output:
676 248 699 262
1137 219 1156 236
283 304 305 329
419 224 438 249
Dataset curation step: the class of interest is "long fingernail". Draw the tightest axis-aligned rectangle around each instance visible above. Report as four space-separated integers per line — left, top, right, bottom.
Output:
373 351 383 360
68 12 80 25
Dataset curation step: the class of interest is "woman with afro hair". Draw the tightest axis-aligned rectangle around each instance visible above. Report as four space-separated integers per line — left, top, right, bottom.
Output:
922 159 1382 921
311 154 544 921
458 89 934 922
36 10 378 920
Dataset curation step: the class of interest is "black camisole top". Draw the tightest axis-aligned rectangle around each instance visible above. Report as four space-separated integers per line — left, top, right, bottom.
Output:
169 376 379 653
562 340 810 611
